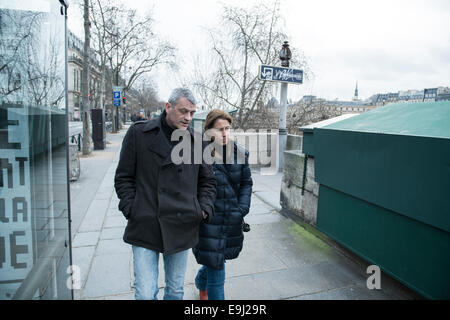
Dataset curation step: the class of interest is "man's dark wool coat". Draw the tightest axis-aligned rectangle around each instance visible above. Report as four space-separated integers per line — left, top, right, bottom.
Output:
114 114 217 255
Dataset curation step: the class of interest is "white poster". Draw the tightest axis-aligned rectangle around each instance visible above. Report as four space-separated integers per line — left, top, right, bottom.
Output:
0 105 33 299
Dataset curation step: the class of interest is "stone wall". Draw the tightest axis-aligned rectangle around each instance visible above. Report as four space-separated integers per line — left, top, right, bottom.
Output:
280 138 319 226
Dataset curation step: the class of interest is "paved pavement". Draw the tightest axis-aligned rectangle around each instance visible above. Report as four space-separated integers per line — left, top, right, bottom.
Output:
69 125 421 300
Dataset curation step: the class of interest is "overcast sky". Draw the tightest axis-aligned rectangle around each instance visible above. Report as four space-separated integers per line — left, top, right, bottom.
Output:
68 0 450 103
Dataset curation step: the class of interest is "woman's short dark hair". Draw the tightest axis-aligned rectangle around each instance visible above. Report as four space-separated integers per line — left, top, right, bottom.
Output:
204 109 232 131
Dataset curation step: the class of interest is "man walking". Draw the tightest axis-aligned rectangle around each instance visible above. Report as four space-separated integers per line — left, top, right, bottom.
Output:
114 88 216 300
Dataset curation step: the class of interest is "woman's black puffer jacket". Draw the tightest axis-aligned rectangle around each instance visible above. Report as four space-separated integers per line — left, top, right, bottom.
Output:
193 141 253 269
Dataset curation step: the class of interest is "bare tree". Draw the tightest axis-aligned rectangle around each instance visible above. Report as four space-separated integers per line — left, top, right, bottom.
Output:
286 100 341 134
24 32 65 108
1 9 65 108
88 0 112 112
87 0 176 125
0 9 31 98
192 0 309 130
81 0 92 155
134 79 163 117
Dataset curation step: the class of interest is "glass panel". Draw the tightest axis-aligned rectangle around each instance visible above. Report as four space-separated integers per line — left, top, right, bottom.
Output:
0 0 72 299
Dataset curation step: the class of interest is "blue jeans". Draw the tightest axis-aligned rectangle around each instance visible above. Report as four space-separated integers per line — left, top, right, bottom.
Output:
195 263 226 300
132 245 189 300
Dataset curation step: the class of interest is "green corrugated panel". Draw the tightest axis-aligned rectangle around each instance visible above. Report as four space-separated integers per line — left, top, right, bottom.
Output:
317 185 450 300
313 101 450 299
301 131 314 156
314 129 450 233
322 102 450 139
299 113 359 157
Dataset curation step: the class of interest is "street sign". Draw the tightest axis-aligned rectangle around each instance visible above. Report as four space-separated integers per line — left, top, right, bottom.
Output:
113 86 122 107
258 65 303 84
113 91 121 107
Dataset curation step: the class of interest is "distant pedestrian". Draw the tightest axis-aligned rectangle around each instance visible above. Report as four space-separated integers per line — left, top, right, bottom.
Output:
193 109 253 300
114 88 216 300
138 112 146 121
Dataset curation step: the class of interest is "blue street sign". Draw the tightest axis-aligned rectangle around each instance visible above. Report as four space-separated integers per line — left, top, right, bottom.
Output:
258 65 303 84
113 90 121 107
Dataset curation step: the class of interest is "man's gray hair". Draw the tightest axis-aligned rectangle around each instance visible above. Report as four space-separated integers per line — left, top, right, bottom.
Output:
168 87 197 106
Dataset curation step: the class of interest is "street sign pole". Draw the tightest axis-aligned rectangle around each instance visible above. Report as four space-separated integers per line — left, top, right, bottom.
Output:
116 104 119 130
278 41 292 172
279 82 288 171
112 86 122 133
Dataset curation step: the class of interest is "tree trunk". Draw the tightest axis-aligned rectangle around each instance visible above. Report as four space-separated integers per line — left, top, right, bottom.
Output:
99 63 106 109
81 0 92 155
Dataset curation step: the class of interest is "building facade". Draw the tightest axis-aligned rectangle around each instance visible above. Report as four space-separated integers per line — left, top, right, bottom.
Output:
299 96 372 115
372 87 450 106
67 31 143 124
67 31 102 121
311 85 450 111
436 87 450 101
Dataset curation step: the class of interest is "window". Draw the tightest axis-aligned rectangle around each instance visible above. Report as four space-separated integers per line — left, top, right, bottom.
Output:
0 0 72 300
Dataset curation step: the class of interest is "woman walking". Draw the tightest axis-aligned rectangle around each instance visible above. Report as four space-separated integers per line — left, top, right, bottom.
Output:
192 109 253 300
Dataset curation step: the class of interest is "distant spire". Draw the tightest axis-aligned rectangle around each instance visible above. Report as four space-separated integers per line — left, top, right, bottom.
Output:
353 81 359 101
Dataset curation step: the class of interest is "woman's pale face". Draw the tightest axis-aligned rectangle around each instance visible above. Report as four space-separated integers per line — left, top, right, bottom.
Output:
212 119 231 146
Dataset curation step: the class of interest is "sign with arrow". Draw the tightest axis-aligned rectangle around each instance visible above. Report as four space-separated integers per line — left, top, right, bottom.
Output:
258 65 303 84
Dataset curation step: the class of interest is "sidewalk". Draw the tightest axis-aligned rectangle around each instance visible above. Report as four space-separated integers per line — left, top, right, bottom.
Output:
70 125 420 300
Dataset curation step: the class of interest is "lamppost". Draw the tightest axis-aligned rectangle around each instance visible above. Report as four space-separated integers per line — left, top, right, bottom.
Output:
110 28 120 133
278 41 291 171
